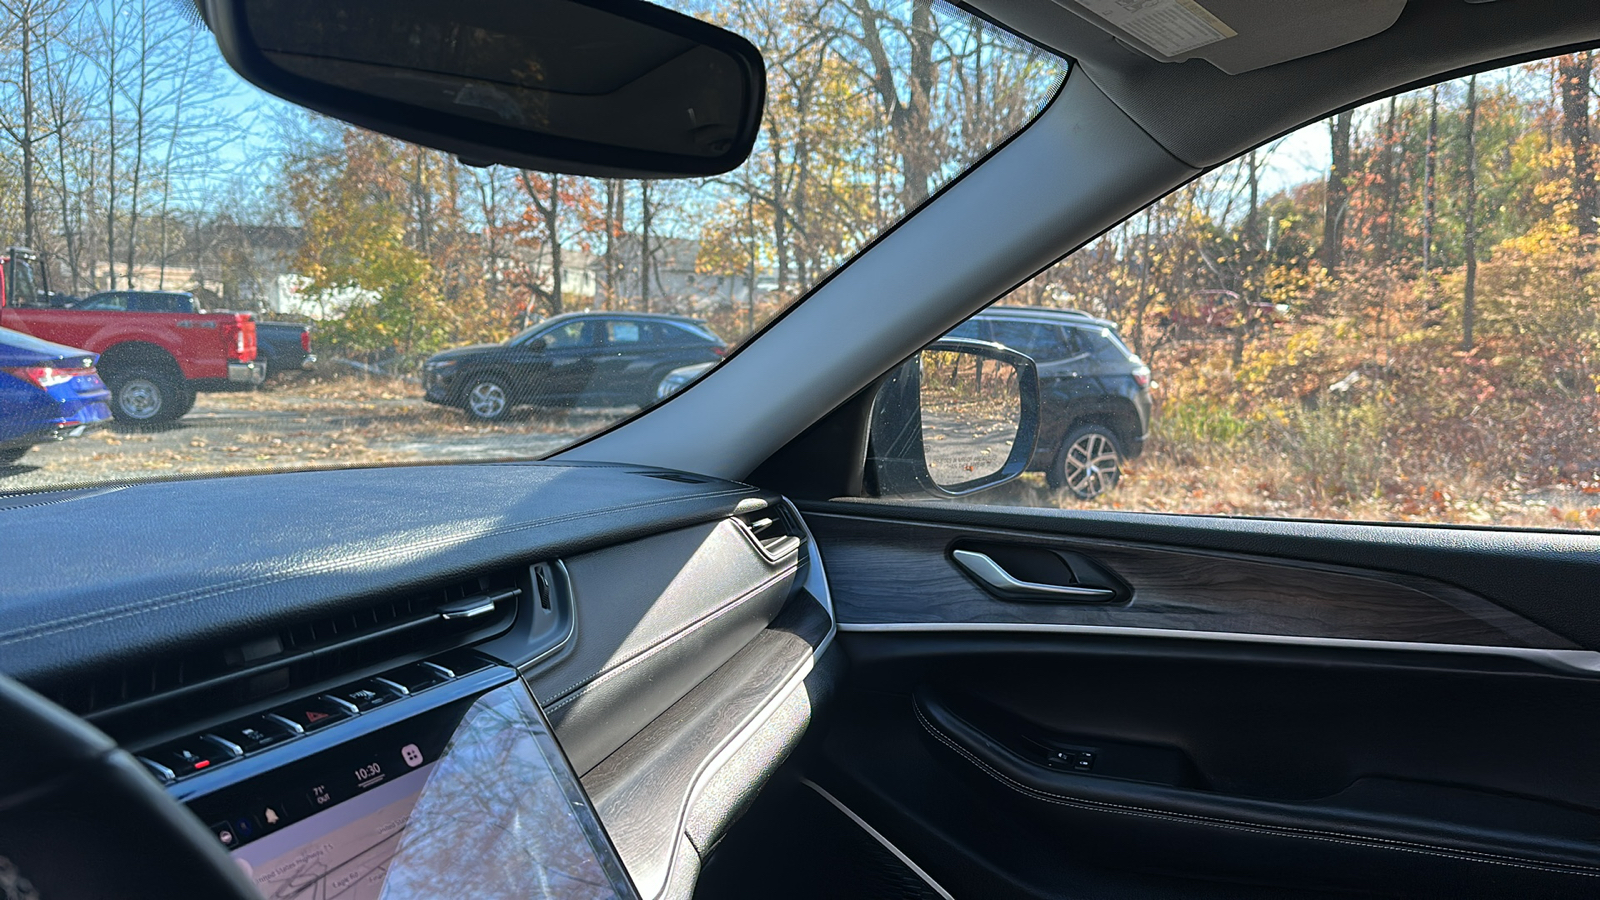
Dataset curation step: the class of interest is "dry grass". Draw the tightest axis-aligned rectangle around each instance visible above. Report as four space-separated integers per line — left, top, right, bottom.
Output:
966 432 1600 531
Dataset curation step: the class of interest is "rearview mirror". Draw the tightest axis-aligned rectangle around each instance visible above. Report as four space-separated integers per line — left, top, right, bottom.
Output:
203 0 766 178
868 339 1040 497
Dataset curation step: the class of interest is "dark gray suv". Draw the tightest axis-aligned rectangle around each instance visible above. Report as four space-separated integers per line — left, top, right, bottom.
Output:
423 312 726 421
947 306 1151 498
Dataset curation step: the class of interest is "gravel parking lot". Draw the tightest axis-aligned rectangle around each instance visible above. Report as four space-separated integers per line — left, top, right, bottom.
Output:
0 374 625 492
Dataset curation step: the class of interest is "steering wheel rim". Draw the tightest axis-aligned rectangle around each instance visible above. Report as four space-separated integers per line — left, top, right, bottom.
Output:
0 672 260 900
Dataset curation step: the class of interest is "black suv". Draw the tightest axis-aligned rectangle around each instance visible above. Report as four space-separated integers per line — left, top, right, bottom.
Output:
422 312 727 421
946 306 1151 498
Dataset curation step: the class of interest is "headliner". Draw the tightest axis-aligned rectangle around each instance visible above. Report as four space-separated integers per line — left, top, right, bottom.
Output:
962 0 1600 167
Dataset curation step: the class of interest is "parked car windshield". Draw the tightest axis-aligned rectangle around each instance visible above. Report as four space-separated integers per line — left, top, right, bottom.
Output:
0 0 1065 491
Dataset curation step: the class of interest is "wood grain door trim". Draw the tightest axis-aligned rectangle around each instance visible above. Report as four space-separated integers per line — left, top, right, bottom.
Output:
805 511 1578 649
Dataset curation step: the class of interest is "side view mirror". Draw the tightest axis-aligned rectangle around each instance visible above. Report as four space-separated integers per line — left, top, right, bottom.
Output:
524 337 549 352
202 0 766 178
867 338 1040 498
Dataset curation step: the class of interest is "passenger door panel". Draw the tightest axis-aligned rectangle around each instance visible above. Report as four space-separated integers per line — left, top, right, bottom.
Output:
792 501 1600 898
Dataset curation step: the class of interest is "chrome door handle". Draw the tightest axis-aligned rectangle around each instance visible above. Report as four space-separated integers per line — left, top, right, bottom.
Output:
951 549 1116 602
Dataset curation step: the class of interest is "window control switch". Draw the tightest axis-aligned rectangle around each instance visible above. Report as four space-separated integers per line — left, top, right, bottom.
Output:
1045 747 1097 772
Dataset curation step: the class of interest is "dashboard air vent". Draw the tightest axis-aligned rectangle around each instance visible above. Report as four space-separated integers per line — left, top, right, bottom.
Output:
43 569 522 729
735 506 803 561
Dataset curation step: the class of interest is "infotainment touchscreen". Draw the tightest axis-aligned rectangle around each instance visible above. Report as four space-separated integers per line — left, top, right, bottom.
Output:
185 679 637 900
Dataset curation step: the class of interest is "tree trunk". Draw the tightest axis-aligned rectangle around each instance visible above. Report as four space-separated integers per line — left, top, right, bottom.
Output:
1231 151 1262 367
768 132 789 292
124 5 150 289
1422 85 1439 309
1462 74 1479 351
18 3 36 255
640 182 652 313
1558 52 1598 237
1244 150 1261 251
746 182 757 334
1130 207 1154 358
852 0 939 212
155 44 194 291
1383 96 1402 263
546 174 562 314
603 179 620 309
412 150 432 256
105 25 117 291
518 171 565 316
1320 109 1354 275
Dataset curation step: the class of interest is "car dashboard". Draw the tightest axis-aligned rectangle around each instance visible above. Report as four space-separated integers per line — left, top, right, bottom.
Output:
0 462 837 900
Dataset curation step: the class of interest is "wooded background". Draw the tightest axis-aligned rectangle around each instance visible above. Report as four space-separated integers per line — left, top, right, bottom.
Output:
1020 55 1600 525
0 0 1065 355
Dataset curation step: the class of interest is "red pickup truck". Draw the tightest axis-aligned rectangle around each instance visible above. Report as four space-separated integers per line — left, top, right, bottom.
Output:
0 249 262 423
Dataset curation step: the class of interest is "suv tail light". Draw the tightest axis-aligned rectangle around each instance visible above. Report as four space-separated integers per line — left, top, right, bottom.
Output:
301 329 311 353
1133 365 1150 387
711 345 727 357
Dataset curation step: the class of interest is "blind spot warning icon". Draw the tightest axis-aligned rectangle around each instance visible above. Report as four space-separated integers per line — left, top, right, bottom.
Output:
402 743 424 767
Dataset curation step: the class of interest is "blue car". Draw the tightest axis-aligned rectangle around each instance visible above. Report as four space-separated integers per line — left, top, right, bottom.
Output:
0 326 113 465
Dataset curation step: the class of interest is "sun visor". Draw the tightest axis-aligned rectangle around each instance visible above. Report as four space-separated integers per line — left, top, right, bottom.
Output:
1053 0 1407 74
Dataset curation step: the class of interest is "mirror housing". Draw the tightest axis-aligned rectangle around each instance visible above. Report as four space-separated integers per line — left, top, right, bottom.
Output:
868 338 1040 498
202 0 766 178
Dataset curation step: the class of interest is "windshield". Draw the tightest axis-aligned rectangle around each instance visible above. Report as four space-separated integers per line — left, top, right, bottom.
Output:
0 0 1066 491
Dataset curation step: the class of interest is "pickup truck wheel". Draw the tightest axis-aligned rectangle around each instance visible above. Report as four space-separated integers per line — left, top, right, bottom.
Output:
108 368 184 423
464 376 511 421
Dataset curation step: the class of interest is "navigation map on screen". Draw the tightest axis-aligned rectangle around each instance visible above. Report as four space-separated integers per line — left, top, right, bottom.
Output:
225 683 634 900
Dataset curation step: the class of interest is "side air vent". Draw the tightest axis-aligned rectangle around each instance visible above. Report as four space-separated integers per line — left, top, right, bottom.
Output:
43 569 523 730
735 505 804 561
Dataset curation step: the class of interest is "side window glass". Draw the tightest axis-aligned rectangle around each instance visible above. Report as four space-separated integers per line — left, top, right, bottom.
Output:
923 53 1598 531
82 293 126 311
540 322 589 348
606 321 643 344
988 321 1068 362
1088 327 1129 361
674 322 722 344
1059 328 1089 358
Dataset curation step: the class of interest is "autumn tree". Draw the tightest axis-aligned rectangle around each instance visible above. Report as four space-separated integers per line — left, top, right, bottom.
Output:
1557 51 1598 237
1321 109 1354 276
286 127 439 355
504 171 601 321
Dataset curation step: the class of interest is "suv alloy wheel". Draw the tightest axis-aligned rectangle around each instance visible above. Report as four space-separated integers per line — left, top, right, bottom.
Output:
465 376 511 421
1051 423 1123 499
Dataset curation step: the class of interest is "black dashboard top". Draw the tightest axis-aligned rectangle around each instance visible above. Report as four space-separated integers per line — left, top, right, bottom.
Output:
0 462 768 684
